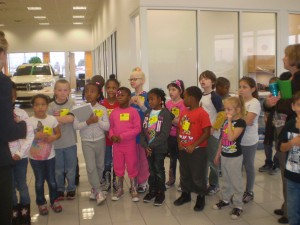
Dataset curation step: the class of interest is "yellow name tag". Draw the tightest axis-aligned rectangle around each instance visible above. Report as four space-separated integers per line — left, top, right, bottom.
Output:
149 115 158 125
182 121 190 131
171 107 180 117
120 113 130 121
94 109 103 117
107 109 113 116
43 126 53 135
138 96 145 103
60 108 70 116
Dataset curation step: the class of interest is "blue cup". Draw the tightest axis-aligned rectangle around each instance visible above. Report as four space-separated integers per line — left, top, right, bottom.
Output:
269 82 279 97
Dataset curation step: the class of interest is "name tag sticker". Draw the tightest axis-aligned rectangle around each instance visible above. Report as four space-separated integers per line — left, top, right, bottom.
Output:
171 107 180 117
43 126 53 135
60 108 70 116
107 109 113 116
182 121 190 131
120 113 130 121
94 109 103 117
149 115 158 125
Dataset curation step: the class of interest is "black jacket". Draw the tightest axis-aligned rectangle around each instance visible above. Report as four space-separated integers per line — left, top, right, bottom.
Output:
140 108 174 153
0 72 27 167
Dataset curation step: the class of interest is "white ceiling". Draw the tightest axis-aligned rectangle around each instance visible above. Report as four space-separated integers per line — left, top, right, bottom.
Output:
0 0 100 27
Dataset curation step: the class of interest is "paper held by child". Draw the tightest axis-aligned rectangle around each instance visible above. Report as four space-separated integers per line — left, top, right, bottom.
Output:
72 103 94 122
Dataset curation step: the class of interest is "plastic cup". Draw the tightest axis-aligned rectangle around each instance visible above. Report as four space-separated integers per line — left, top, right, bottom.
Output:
269 82 279 97
278 80 292 99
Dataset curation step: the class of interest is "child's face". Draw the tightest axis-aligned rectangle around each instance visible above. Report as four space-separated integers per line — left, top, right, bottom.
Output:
33 97 48 118
239 80 255 99
216 85 230 97
85 85 100 105
183 92 192 107
116 90 131 107
106 81 118 99
148 93 161 110
199 77 213 90
224 102 239 118
129 74 144 89
292 99 300 116
168 86 181 100
55 83 70 102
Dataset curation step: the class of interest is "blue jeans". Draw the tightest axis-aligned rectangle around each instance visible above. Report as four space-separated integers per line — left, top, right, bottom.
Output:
55 145 77 192
12 158 30 206
30 158 58 205
287 179 300 225
147 152 166 193
104 145 112 173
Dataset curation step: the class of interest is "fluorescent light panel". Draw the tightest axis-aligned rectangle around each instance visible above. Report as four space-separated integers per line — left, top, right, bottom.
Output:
39 22 49 25
34 16 46 19
73 15 85 19
73 22 83 25
73 6 86 10
27 7 42 10
0 24 4 26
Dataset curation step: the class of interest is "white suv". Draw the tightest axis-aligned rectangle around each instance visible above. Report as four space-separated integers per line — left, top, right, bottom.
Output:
11 63 59 104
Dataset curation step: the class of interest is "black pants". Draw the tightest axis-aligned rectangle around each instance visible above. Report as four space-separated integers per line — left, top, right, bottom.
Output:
0 166 12 225
167 136 179 180
179 147 207 196
147 152 166 193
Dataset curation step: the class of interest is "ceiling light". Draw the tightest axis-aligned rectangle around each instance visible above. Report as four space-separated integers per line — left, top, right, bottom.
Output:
73 15 85 19
34 16 46 19
73 22 83 25
0 24 4 26
73 6 86 10
39 22 49 25
27 7 42 10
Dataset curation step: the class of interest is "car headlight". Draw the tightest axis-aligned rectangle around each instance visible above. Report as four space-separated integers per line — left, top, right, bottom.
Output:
42 82 54 87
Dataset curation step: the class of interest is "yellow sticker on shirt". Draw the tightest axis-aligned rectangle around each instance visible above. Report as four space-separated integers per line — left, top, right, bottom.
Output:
149 115 158 126
107 109 113 116
94 109 103 117
171 107 180 117
43 126 53 135
138 96 145 103
120 113 130 121
60 108 70 116
182 121 190 131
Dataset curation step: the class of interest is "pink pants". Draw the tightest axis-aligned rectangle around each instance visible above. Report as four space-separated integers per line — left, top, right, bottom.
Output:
136 144 150 184
113 142 138 178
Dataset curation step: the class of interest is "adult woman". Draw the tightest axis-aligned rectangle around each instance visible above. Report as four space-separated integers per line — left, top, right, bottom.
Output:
0 31 27 224
265 44 300 224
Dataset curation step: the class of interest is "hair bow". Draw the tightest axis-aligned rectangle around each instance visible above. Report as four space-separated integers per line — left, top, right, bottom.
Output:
172 80 182 92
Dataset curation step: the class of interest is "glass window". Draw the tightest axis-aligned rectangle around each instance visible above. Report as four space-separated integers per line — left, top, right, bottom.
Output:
289 14 300 44
8 52 43 75
50 52 65 76
74 52 85 79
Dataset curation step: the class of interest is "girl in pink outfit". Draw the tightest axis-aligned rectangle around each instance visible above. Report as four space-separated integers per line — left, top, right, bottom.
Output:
109 87 141 202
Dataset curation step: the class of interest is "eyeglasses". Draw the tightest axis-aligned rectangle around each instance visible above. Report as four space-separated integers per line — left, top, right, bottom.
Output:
128 78 142 82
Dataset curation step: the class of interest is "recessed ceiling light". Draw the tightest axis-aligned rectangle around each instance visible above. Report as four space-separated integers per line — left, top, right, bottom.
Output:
27 7 42 10
73 15 85 19
73 6 86 10
34 16 46 19
0 24 4 26
73 22 83 25
39 22 49 25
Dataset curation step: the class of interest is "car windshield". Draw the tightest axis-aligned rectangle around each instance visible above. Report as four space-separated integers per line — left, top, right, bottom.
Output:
14 65 52 76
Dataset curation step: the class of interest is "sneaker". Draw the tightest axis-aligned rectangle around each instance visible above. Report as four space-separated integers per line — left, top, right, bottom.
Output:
51 200 62 213
243 191 254 203
165 180 175 189
143 192 156 203
137 182 148 193
213 200 230 210
269 165 280 175
102 182 111 193
111 189 124 201
206 185 220 196
177 184 182 192
57 191 65 201
258 164 272 172
278 216 289 224
96 192 106 205
66 191 76 200
194 195 205 211
38 203 48 216
274 209 284 216
174 192 191 206
231 208 243 219
89 188 97 200
154 192 165 206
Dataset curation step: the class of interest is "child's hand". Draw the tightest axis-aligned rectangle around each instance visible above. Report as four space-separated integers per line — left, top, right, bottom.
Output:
185 144 195 154
12 154 21 161
44 135 56 143
111 136 120 143
290 135 300 147
35 131 48 139
131 96 138 105
146 147 152 157
86 114 99 125
226 113 233 122
14 116 22 123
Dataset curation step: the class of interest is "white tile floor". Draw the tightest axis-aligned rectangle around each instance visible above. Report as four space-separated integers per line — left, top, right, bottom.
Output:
25 142 285 225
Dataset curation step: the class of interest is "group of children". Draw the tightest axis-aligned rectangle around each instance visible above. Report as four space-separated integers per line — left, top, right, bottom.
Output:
9 66 300 224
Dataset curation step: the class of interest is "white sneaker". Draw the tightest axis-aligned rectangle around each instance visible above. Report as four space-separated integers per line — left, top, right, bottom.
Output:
96 192 106 205
89 188 96 200
137 182 148 193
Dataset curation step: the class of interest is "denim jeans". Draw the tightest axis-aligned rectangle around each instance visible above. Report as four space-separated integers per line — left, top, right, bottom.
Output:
147 151 166 192
287 179 300 225
30 158 58 205
167 136 179 180
104 145 112 173
55 145 77 192
12 158 30 206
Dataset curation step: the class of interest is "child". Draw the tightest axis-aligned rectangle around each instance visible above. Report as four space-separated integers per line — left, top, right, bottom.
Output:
174 86 211 212
199 70 223 195
129 67 150 193
28 94 62 215
213 96 246 220
10 82 34 225
101 74 120 192
239 77 261 203
259 77 280 174
216 77 231 100
279 91 300 225
165 80 186 189
48 79 77 200
109 87 141 201
141 88 174 206
74 82 109 205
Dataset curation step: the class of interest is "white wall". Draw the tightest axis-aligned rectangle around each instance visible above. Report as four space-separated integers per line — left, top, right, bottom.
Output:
3 25 92 52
